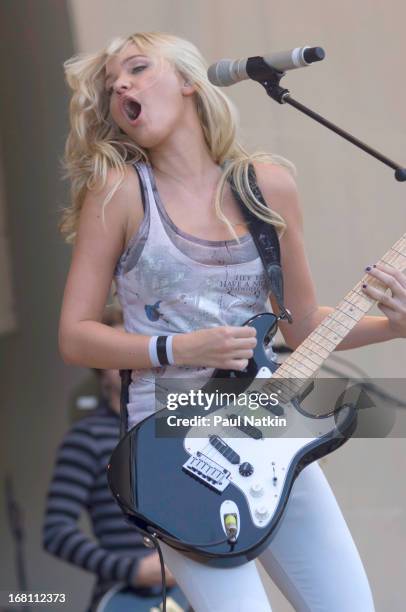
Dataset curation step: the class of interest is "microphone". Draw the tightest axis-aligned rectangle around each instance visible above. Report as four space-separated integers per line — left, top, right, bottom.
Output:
207 46 325 87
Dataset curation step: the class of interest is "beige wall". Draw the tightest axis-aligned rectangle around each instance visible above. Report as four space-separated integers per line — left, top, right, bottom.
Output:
68 2 406 610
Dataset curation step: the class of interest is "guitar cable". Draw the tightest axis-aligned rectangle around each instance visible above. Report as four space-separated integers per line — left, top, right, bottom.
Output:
146 525 234 550
126 523 169 612
127 521 236 612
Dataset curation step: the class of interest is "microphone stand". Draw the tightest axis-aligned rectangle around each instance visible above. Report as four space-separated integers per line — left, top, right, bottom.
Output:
4 475 30 612
246 57 406 182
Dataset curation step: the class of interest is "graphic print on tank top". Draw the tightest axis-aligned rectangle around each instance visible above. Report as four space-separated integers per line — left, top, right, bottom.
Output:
113 161 278 430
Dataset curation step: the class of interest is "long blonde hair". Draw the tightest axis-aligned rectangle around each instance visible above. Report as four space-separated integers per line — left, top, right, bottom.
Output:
59 31 295 243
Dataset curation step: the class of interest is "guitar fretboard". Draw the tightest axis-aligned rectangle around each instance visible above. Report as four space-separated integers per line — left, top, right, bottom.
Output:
263 233 406 403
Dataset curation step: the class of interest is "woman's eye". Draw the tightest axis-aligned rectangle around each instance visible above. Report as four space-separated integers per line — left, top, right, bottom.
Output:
131 65 146 74
105 65 146 95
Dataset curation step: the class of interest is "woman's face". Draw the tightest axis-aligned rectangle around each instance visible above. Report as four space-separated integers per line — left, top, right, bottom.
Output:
104 42 194 149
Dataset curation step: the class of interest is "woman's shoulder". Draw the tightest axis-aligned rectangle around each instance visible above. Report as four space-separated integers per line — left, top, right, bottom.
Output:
91 162 143 211
252 159 298 199
252 159 302 225
82 162 145 249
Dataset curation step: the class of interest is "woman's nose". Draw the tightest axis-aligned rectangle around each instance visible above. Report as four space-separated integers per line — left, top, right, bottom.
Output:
114 78 131 94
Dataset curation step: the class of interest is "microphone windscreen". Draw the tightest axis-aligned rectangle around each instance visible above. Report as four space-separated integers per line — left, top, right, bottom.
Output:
303 46 325 64
207 60 234 86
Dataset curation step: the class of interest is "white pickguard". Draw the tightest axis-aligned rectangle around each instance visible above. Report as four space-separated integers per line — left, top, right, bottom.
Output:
183 369 342 529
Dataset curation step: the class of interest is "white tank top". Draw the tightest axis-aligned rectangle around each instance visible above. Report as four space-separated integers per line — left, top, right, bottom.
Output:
113 161 277 430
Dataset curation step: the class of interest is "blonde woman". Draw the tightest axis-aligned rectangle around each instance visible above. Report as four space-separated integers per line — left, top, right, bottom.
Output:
58 32 406 612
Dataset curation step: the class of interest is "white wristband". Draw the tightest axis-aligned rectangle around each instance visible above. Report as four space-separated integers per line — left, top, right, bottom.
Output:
148 336 160 367
166 335 177 365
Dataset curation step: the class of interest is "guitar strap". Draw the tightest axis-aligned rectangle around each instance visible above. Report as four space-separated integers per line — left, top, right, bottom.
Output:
227 163 293 324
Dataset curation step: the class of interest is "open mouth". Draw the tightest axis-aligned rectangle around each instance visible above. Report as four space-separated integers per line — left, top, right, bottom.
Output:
122 98 142 122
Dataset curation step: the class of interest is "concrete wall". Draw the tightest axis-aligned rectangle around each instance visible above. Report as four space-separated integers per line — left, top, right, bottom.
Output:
0 1 405 610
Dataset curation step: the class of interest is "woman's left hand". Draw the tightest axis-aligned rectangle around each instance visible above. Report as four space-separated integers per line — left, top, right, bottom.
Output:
362 262 406 338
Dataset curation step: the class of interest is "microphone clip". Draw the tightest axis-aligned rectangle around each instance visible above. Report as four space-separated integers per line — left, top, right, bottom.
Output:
246 57 290 104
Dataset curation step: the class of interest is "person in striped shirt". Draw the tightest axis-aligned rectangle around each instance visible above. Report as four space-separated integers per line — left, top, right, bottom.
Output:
42 305 176 611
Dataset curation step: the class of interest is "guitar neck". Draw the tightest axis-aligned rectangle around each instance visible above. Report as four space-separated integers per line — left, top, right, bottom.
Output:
264 233 406 402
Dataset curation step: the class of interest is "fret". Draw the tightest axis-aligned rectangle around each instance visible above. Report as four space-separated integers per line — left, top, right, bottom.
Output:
321 316 351 336
301 338 331 360
347 289 372 312
381 254 400 267
264 373 299 391
311 324 339 352
330 308 357 326
389 247 406 260
378 242 404 266
381 257 405 272
286 354 315 377
269 370 307 390
386 234 406 253
262 380 297 403
319 327 341 345
340 298 365 320
278 362 308 379
272 364 293 379
388 235 405 253
295 346 325 368
301 335 334 358
264 379 305 403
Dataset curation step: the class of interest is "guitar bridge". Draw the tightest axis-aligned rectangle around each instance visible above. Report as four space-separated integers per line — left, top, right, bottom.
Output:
183 451 231 493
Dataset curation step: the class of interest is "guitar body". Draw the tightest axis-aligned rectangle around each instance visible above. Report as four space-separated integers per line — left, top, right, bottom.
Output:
108 313 357 567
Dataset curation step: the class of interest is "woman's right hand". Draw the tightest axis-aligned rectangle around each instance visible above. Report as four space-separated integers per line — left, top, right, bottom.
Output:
173 325 257 371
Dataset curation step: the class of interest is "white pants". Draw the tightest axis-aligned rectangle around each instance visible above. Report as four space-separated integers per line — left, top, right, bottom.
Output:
160 462 375 612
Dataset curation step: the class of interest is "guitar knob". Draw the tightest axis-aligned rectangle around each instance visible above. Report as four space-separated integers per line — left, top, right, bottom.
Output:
239 462 254 477
255 506 269 520
250 483 264 497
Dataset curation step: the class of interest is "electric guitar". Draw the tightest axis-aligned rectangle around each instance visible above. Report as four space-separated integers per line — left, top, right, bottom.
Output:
108 233 405 567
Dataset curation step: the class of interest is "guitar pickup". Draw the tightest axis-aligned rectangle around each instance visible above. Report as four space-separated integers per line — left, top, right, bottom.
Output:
183 451 230 493
209 434 240 464
229 415 263 440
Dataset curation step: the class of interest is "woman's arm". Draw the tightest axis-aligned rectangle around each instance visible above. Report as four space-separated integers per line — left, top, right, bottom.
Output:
58 166 152 369
254 161 406 351
254 161 319 350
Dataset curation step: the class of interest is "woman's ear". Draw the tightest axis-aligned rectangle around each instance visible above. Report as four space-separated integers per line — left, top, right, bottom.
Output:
182 81 196 96
181 77 196 96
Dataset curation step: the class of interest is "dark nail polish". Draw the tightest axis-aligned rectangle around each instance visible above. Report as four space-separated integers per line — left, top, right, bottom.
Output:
365 266 371 271
362 283 367 288
372 264 376 268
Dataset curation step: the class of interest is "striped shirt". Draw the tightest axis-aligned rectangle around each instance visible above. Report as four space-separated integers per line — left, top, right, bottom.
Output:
42 399 152 608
